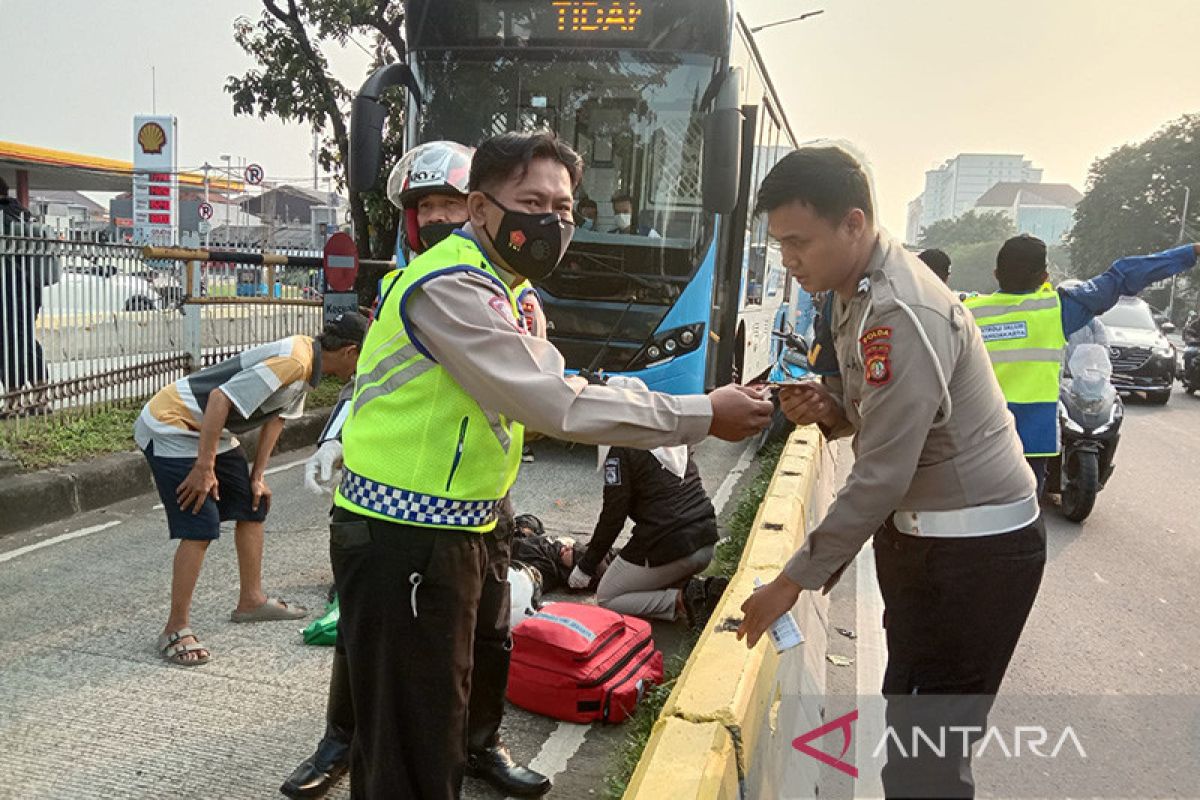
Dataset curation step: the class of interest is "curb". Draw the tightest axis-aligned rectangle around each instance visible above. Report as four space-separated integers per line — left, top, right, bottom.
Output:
0 408 331 540
623 427 830 800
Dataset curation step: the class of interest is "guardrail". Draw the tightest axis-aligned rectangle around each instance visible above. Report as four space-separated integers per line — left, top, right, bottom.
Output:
623 426 837 800
0 216 189 427
0 215 393 436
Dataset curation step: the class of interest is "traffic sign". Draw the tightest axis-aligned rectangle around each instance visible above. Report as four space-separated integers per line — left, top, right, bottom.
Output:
323 231 359 293
244 163 264 185
198 220 211 235
198 202 214 220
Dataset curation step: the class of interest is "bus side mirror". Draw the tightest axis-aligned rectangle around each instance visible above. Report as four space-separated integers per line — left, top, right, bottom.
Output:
701 67 743 214
350 63 423 194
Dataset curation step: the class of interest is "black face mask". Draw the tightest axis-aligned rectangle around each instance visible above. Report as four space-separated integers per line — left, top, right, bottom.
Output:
481 192 574 281
418 221 460 250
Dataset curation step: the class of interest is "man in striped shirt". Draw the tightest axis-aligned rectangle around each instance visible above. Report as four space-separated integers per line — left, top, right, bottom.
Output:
140 314 367 666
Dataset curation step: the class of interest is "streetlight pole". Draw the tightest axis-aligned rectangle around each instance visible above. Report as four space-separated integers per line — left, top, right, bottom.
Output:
750 9 824 33
220 154 232 245
1167 186 1191 321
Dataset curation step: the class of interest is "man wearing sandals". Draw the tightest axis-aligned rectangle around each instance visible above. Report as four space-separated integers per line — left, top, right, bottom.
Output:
140 314 367 666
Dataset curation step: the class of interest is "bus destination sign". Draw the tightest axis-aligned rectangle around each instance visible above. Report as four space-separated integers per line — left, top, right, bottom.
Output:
551 1 643 34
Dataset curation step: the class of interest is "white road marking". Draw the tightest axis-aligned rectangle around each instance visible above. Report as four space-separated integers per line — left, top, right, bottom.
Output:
0 520 123 564
513 722 591 797
711 438 759 515
264 457 308 476
854 546 887 799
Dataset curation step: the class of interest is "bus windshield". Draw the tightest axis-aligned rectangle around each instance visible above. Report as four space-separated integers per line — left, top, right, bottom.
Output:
411 49 718 302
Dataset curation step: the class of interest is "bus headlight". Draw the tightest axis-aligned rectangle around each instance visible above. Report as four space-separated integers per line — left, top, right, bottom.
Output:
629 323 705 370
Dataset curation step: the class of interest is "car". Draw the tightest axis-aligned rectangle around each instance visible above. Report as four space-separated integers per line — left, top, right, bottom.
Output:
42 260 161 315
1098 297 1176 405
132 268 185 308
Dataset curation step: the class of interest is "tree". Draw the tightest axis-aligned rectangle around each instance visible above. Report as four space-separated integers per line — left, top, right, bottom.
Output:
918 210 1016 249
226 0 407 302
1068 113 1200 318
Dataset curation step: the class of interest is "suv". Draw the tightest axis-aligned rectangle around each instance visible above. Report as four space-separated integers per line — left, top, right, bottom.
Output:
1098 297 1176 405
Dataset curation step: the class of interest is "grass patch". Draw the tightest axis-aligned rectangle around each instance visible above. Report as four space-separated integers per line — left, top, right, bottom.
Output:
0 405 142 471
308 375 349 409
1 378 346 473
601 440 785 799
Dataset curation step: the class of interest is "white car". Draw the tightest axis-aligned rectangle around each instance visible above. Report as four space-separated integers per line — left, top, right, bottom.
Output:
43 262 161 315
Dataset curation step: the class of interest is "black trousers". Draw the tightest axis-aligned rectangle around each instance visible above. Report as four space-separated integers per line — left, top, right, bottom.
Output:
874 515 1046 800
469 497 514 752
330 507 487 800
324 501 516 750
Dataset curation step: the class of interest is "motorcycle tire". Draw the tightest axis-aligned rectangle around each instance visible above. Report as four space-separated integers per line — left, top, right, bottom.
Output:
1061 450 1099 523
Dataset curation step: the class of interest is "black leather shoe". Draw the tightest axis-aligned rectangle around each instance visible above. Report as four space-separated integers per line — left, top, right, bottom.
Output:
467 744 551 797
279 730 351 798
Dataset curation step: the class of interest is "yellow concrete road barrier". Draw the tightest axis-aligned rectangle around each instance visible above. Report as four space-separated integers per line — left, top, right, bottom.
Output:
623 718 741 800
623 427 834 800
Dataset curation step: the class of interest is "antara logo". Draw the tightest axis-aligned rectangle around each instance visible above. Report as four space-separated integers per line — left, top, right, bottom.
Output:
792 709 1088 779
792 709 859 778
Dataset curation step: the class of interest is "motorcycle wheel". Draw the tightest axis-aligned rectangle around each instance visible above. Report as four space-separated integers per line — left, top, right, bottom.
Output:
1061 451 1099 523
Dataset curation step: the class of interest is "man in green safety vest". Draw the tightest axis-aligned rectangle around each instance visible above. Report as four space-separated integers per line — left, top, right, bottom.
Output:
284 141 552 799
331 131 774 800
967 234 1198 494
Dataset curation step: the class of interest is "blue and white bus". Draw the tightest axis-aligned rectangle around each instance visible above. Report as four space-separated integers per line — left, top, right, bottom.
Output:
352 0 805 393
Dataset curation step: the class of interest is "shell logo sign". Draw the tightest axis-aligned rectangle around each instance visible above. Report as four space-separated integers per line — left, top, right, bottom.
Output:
137 122 168 155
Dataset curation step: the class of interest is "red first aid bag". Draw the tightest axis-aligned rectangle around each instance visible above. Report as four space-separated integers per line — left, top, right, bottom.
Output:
507 602 663 724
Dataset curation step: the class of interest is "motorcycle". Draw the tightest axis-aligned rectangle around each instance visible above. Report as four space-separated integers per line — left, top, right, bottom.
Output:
1180 336 1200 395
1045 344 1123 522
768 327 813 385
757 325 816 443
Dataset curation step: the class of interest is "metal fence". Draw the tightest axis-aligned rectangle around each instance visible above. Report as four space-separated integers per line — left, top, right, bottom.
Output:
0 213 330 434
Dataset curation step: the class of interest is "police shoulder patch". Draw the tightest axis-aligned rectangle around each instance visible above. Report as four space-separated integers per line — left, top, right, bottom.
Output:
864 344 892 386
860 326 892 348
487 294 522 332
604 457 622 486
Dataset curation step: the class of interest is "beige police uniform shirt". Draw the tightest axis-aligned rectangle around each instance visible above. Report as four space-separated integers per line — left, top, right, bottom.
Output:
403 267 713 450
782 234 1035 591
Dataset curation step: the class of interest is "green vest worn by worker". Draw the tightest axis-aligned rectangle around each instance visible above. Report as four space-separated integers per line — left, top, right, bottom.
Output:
966 284 1067 457
334 232 526 533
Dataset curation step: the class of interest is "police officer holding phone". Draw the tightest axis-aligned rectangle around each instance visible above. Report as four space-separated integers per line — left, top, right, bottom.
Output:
334 132 773 800
738 146 1045 799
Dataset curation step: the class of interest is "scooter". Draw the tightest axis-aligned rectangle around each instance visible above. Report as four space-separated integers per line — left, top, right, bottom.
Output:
758 326 816 443
1180 339 1200 395
768 327 813 385
1045 344 1123 522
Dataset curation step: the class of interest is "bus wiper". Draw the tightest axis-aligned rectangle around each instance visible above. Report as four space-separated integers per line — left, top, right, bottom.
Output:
577 257 659 383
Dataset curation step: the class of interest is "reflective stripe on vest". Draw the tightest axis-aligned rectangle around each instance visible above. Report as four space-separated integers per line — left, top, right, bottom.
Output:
334 232 527 532
966 285 1066 457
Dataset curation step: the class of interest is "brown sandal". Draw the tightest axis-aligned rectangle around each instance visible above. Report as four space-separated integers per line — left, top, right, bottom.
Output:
158 627 210 666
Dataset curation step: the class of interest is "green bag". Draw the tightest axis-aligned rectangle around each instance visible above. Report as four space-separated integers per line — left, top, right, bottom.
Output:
302 594 339 646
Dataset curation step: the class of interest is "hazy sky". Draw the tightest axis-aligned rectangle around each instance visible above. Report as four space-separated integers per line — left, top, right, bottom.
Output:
3 0 1198 234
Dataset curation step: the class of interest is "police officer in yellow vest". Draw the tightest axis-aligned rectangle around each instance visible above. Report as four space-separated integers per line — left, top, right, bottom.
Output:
331 132 774 800
285 142 552 799
967 234 1198 495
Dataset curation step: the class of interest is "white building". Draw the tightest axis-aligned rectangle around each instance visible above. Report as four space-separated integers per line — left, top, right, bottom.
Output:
910 154 1044 242
973 182 1083 244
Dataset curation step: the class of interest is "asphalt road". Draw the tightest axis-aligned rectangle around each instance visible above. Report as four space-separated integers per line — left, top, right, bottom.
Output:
827 385 1200 799
0 433 758 800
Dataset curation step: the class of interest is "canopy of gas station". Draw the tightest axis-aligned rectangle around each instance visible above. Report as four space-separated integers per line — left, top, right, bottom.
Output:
0 140 243 205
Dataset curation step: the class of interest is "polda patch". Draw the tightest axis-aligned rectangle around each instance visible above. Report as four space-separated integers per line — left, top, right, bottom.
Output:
860 326 892 348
